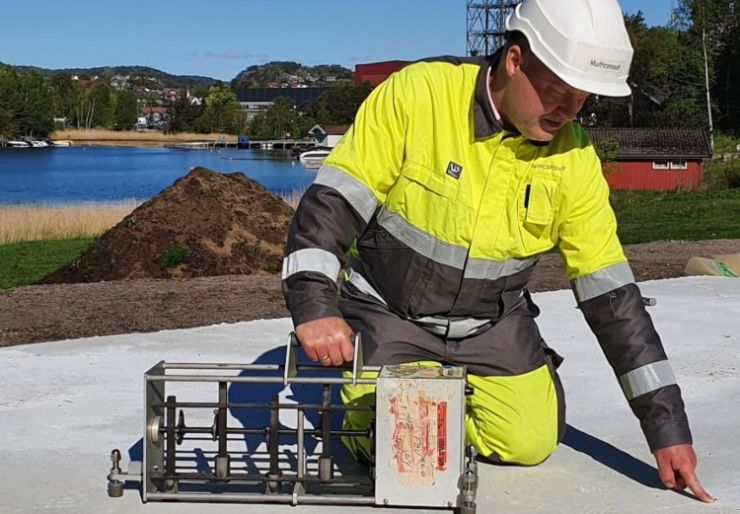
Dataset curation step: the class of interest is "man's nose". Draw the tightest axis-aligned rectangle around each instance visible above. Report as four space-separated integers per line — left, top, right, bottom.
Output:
558 92 588 118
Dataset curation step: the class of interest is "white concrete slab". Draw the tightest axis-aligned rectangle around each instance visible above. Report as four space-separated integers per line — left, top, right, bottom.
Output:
0 277 737 513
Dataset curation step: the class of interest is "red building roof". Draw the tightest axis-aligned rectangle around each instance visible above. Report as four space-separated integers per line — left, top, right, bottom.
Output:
354 60 410 87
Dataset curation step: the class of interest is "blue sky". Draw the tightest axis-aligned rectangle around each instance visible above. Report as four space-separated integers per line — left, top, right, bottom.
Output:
0 0 677 81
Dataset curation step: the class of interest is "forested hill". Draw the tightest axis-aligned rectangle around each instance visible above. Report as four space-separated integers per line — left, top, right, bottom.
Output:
231 61 353 88
3 61 354 89
12 64 220 89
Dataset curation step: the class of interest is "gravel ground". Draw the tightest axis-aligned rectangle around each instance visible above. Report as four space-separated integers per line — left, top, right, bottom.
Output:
1 239 739 347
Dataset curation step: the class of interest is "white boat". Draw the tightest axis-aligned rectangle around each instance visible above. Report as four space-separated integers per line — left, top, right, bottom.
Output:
49 139 73 147
6 140 30 148
299 148 331 167
29 139 49 148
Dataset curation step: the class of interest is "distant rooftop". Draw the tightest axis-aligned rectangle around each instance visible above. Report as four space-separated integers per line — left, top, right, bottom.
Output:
586 128 712 160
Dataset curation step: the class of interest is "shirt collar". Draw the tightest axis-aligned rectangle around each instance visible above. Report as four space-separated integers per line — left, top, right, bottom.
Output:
472 49 504 140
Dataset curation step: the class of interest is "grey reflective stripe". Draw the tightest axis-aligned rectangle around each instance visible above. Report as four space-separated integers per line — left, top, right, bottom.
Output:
412 315 492 339
314 165 379 223
377 207 540 279
619 360 677 400
572 261 635 302
347 268 387 305
348 267 490 339
464 255 540 280
377 207 468 269
282 248 341 282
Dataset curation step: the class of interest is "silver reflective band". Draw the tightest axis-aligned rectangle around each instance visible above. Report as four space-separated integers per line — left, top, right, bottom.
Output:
346 268 387 305
377 207 468 269
412 315 492 339
348 268 490 339
314 165 379 223
464 255 540 280
282 248 341 282
572 261 635 302
619 360 677 400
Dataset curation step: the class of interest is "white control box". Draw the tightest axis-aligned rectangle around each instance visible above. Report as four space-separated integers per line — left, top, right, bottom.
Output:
374 364 467 508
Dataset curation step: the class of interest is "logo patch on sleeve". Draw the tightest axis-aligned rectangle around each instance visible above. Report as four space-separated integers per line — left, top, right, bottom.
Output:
446 161 463 179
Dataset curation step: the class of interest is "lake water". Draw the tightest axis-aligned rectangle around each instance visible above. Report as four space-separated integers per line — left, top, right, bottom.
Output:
0 146 319 204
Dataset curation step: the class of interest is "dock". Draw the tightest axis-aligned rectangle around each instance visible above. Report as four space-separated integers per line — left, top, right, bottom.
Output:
167 139 319 151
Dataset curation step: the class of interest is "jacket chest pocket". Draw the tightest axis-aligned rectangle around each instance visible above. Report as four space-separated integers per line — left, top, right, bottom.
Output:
386 162 472 242
517 178 558 254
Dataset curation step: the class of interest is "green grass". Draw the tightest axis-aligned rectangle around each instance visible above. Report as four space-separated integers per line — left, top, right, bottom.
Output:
0 237 94 289
2 188 739 288
612 189 740 244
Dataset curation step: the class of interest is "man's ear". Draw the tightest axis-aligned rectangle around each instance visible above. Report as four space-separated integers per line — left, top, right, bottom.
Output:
504 45 524 79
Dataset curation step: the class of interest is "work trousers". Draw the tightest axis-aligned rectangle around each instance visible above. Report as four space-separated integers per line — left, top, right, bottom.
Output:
338 284 566 465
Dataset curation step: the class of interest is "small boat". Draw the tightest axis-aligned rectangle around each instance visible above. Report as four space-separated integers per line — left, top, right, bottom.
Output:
299 148 331 167
29 139 49 148
6 140 30 148
49 139 73 147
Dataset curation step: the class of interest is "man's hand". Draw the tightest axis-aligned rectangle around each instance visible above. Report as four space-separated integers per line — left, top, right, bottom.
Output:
654 444 714 503
295 316 355 367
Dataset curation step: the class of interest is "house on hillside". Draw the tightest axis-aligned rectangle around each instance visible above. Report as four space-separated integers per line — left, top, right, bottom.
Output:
309 124 350 148
138 106 169 130
586 128 713 191
163 88 184 103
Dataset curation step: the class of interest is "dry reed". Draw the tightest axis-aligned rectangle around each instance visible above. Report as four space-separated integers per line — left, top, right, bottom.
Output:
0 201 140 244
52 129 235 145
279 188 306 210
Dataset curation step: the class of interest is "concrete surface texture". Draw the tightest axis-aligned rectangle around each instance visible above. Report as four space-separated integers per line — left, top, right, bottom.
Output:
0 276 737 513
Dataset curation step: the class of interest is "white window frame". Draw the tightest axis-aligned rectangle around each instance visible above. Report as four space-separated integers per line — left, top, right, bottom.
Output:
652 160 670 170
669 160 688 170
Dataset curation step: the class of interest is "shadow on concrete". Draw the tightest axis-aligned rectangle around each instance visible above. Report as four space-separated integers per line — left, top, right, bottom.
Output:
561 424 663 489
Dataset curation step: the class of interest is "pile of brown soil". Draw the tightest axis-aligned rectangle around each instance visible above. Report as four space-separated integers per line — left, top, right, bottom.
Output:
41 167 294 283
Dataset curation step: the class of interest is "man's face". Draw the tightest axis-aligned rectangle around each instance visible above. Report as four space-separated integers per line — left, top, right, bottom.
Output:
501 46 590 141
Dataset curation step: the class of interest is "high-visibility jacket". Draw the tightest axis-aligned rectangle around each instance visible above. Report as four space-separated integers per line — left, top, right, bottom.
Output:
282 54 691 452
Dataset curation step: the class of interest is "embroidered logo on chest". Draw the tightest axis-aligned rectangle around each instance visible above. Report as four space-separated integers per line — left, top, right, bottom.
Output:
446 161 463 179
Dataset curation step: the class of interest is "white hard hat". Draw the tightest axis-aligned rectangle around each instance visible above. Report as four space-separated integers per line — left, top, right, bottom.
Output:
506 0 634 97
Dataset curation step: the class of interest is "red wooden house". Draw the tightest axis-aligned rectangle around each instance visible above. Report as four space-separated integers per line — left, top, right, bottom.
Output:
587 128 712 191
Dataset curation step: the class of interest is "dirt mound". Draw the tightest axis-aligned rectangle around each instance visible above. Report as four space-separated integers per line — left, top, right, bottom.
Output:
41 167 295 283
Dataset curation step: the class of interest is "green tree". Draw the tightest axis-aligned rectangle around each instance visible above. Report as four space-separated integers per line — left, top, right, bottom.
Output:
0 65 21 137
248 96 316 140
113 90 138 131
0 66 54 137
167 96 203 133
88 81 115 129
306 83 372 125
197 85 245 133
50 73 80 123
676 0 740 131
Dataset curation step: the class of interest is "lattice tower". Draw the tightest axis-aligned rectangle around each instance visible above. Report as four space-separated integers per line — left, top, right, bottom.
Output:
466 0 518 56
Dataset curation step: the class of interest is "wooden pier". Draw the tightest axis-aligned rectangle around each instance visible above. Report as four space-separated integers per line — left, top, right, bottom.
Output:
167 139 319 151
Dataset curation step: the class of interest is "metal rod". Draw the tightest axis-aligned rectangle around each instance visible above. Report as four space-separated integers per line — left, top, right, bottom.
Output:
154 401 371 412
297 410 305 480
146 491 375 505
151 471 372 485
162 362 381 372
321 384 332 455
162 427 368 437
217 382 227 458
268 394 280 478
146 375 379 385
165 395 177 491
